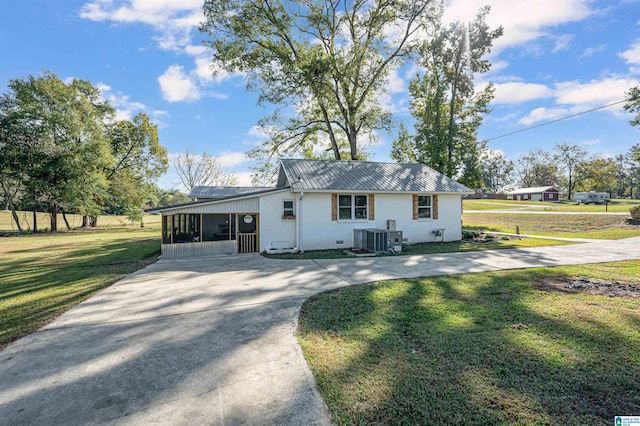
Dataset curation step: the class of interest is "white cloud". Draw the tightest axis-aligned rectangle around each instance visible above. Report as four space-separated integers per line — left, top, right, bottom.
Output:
247 125 272 140
79 0 202 27
185 45 208 56
218 151 250 167
385 67 406 94
620 39 640 74
158 64 201 102
489 60 510 74
581 44 607 57
491 82 554 104
97 82 147 120
233 171 254 187
554 77 638 106
79 1 203 54
443 0 594 52
518 107 570 125
581 139 601 146
552 34 574 53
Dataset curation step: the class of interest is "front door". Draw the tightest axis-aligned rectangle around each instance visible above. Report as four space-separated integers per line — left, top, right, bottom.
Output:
237 214 258 253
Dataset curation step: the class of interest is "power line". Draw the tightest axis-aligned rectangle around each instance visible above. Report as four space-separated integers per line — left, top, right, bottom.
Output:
484 99 628 142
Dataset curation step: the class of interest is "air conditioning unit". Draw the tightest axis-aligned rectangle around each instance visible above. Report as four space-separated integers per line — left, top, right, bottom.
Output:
387 230 403 253
364 229 389 253
354 228 404 253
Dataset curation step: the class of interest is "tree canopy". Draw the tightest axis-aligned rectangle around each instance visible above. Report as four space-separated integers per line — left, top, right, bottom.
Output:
201 0 440 169
0 72 168 232
172 148 237 195
391 7 502 187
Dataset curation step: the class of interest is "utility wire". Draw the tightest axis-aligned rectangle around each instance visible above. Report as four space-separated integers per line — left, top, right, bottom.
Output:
484 99 628 142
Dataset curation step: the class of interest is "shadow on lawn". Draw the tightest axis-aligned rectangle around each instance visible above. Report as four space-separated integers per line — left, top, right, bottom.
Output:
298 269 640 424
0 237 160 347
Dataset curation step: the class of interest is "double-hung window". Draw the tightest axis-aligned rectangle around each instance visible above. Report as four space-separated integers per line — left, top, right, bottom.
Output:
417 195 432 219
338 194 368 220
283 200 295 219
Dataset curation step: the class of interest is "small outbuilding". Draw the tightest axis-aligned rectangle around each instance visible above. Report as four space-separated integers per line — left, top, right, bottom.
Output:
151 159 473 258
508 186 560 202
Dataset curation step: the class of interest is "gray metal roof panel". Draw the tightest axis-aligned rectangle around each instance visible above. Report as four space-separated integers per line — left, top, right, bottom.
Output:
279 159 472 193
148 186 291 213
189 186 275 199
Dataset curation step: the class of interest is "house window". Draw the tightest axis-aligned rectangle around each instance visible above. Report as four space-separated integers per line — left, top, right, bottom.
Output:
418 195 432 219
283 200 295 219
523 194 529 200
338 194 368 220
549 193 554 199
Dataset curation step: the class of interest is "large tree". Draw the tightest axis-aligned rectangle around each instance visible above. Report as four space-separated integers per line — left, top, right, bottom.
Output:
201 0 439 163
479 149 513 193
172 149 237 195
553 143 587 200
0 72 114 231
391 7 502 186
105 113 168 223
575 156 618 193
515 149 561 188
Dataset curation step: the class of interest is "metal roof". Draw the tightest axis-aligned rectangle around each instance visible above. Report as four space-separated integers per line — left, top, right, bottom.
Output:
277 159 473 193
147 187 290 213
189 186 275 199
508 186 558 195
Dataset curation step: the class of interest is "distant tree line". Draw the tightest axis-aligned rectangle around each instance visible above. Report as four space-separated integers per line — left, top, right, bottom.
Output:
0 72 174 233
473 87 640 199
473 143 640 199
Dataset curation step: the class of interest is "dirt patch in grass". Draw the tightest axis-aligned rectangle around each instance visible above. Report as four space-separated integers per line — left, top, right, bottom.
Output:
536 277 640 298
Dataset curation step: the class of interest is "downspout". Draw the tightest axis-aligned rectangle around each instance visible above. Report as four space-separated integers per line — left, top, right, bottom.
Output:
297 191 304 253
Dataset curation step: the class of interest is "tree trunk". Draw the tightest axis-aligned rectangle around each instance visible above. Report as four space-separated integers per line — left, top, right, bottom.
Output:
50 202 58 232
348 126 358 160
82 215 89 228
91 216 98 228
61 209 71 230
0 180 22 233
33 207 38 233
319 102 341 160
7 198 22 233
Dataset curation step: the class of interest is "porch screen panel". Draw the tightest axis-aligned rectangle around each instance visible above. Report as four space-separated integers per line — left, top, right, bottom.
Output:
172 214 200 243
162 215 171 244
202 214 234 241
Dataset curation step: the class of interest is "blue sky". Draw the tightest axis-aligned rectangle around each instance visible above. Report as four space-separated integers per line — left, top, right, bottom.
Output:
1 0 640 190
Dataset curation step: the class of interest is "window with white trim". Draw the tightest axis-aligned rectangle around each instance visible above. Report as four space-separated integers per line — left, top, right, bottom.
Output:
283 200 295 219
338 194 368 220
417 195 432 219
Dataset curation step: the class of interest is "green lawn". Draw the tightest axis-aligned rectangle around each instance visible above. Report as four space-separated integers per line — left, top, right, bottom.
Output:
0 210 161 233
298 260 640 424
464 198 639 213
0 223 161 349
464 212 640 239
264 237 568 259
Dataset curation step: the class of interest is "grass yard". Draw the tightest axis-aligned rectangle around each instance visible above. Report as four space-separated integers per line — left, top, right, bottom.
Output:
264 237 569 260
0 210 161 233
464 212 640 239
463 198 639 213
0 222 161 349
298 261 640 424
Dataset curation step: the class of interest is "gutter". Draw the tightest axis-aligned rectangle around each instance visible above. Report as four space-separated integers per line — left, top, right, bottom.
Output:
297 191 304 252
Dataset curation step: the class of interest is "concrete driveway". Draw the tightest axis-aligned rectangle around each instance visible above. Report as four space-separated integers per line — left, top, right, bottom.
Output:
2 237 640 425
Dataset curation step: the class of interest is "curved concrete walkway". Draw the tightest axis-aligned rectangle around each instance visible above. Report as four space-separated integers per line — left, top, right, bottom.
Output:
2 237 640 425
